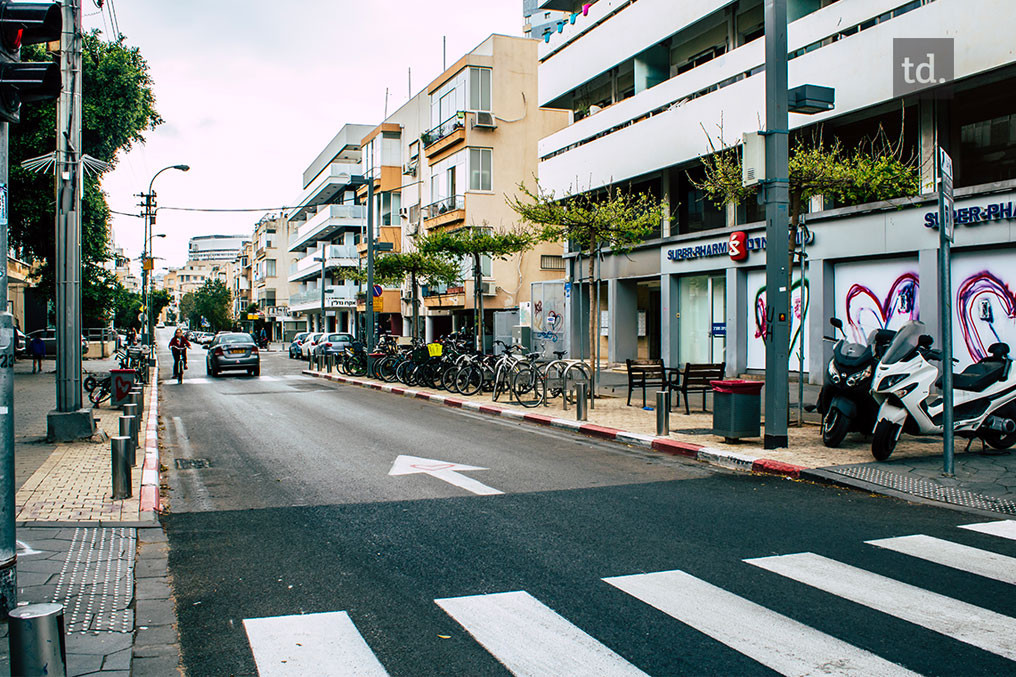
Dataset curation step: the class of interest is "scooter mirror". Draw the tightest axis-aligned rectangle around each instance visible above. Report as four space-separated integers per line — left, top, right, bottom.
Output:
830 318 843 329
918 334 934 348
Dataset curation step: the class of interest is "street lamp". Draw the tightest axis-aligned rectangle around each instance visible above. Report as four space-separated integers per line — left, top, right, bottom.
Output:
142 165 189 354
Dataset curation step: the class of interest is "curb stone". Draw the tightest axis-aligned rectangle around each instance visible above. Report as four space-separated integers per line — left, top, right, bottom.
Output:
140 364 161 515
303 370 807 481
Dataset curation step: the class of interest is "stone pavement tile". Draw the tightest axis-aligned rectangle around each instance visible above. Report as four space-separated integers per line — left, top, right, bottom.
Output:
132 655 180 676
135 577 171 600
137 528 167 544
64 632 133 655
67 651 105 676
133 639 178 659
134 555 168 579
102 647 132 671
134 624 177 649
136 598 175 626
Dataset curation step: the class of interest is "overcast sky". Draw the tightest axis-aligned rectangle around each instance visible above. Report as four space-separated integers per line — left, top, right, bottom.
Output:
87 1 523 273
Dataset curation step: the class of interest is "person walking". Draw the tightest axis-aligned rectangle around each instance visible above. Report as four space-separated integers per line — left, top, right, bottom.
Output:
29 334 45 373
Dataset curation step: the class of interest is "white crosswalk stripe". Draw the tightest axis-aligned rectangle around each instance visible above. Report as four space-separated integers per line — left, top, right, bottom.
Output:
244 610 389 676
867 534 1016 585
746 552 1016 661
604 569 918 676
960 520 1016 542
435 590 648 676
162 375 289 385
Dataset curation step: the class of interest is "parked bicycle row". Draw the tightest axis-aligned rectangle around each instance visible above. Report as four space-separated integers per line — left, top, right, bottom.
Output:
83 344 151 405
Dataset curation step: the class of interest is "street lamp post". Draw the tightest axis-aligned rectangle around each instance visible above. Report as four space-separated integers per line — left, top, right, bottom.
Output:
141 165 189 355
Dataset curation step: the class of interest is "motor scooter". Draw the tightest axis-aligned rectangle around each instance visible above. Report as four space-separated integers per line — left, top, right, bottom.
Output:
815 318 895 447
869 321 1016 460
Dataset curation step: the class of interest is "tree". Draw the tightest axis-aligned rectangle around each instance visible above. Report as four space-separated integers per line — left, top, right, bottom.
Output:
190 280 232 333
9 31 162 327
417 226 533 352
509 184 668 381
371 249 461 340
149 290 171 327
178 292 197 328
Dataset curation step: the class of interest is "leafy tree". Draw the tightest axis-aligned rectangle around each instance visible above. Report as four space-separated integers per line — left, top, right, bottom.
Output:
188 280 232 333
9 31 162 327
508 184 668 379
149 289 171 326
371 249 461 339
178 292 197 328
111 281 141 330
417 226 533 352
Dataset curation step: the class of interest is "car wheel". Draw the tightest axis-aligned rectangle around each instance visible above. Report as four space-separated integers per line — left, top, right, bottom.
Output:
252 364 260 377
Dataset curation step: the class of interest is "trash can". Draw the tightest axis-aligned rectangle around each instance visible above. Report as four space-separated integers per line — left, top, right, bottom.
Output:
711 379 764 441
110 369 136 408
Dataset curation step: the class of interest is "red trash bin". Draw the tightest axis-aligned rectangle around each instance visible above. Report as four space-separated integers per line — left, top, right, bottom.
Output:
710 379 763 440
110 369 136 408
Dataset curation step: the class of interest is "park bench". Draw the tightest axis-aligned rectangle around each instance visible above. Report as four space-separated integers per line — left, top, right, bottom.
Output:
625 359 680 408
676 363 726 414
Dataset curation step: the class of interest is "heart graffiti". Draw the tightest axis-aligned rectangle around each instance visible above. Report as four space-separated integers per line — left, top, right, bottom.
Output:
956 270 1016 362
844 272 919 343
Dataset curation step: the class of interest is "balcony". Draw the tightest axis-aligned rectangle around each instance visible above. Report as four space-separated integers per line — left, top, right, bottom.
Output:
423 285 467 309
356 226 402 256
289 204 366 252
423 195 466 230
423 113 466 159
288 244 359 283
288 162 364 222
289 283 359 313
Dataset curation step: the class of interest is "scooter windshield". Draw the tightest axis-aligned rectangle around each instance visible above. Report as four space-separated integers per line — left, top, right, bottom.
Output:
881 321 927 365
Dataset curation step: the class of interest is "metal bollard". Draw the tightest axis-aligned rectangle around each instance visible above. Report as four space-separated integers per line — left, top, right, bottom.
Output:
111 436 132 499
119 416 137 466
327 353 335 373
8 603 67 677
131 389 144 418
574 382 588 421
123 404 139 446
656 390 671 437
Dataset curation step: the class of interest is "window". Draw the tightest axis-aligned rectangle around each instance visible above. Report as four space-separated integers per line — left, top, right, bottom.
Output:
469 67 492 111
540 255 565 271
266 260 276 277
468 148 492 191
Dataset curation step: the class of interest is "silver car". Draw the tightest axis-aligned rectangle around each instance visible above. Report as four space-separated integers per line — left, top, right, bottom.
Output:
206 332 260 377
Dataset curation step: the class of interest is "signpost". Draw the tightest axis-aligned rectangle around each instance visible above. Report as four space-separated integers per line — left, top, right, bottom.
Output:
938 146 955 475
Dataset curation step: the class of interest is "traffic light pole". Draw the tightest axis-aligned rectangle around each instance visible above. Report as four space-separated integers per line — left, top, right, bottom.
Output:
763 0 790 449
47 0 93 441
366 169 376 367
0 122 17 613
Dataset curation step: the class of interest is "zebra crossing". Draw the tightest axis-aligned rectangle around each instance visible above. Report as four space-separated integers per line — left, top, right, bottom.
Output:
161 374 312 386
243 520 1016 675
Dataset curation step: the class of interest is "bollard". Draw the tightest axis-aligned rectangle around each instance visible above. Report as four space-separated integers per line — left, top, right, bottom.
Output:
656 390 671 437
8 603 67 677
110 437 132 499
327 353 335 373
574 382 588 421
119 416 137 467
131 389 144 418
123 404 139 447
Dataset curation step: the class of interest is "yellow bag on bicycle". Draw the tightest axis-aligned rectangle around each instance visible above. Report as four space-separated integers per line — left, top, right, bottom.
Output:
427 343 443 357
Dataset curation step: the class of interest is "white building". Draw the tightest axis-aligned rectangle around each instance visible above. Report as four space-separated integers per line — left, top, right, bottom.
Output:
188 235 248 262
537 0 1016 379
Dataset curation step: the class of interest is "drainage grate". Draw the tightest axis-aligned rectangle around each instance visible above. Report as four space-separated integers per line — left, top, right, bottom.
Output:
175 458 213 469
829 465 1016 515
51 528 135 633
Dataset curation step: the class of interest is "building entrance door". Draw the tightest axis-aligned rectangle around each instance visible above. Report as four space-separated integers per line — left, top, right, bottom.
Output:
678 274 726 364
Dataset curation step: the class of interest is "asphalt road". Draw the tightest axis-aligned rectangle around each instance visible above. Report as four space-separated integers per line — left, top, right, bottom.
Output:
157 330 1016 676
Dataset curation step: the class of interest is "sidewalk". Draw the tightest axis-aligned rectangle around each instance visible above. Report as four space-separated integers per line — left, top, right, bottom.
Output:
306 366 1015 518
1 358 178 676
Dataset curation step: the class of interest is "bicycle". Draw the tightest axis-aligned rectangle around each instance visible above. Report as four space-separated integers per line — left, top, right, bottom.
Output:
171 346 187 384
83 374 112 406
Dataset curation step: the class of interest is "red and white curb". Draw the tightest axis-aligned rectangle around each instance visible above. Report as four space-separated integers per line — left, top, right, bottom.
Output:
140 365 160 515
304 370 806 480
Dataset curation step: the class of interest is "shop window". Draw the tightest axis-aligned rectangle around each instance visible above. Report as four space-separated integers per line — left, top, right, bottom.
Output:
960 113 1016 187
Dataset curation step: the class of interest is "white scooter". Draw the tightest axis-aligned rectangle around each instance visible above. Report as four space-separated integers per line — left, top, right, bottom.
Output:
869 321 1016 461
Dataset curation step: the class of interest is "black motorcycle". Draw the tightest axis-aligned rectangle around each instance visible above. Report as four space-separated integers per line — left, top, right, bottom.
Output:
815 318 895 447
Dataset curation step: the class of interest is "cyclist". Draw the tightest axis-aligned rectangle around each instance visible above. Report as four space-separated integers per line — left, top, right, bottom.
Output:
169 328 191 383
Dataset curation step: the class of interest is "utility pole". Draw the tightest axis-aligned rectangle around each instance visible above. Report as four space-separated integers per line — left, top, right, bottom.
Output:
319 245 326 332
47 0 93 441
366 165 376 363
0 121 14 613
763 0 790 449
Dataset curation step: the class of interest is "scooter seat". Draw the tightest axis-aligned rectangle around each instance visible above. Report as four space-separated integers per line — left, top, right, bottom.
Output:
939 360 1008 392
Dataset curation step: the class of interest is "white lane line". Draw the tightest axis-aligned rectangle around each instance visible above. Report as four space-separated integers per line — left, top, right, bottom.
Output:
867 534 1016 585
746 552 1016 660
960 520 1016 542
281 374 311 380
604 570 918 677
435 590 648 677
161 377 211 385
244 611 389 676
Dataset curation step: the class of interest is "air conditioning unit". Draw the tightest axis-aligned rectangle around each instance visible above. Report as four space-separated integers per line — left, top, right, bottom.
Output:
402 161 417 176
481 281 497 296
472 111 497 129
399 207 410 218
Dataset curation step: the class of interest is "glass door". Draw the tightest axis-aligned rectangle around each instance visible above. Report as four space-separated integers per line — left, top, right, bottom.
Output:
679 274 726 365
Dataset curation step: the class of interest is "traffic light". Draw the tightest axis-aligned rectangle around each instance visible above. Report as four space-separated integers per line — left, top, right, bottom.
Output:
0 1 61 123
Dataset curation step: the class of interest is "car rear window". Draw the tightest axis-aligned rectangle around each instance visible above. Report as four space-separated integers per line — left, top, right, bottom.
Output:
327 334 352 342
219 334 254 344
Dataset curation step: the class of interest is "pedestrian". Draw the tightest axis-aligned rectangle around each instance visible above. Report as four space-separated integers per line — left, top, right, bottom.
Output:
29 334 45 373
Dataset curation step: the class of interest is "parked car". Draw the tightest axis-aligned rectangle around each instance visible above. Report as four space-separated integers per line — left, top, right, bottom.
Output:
26 328 88 356
314 333 354 358
14 328 26 356
206 332 260 377
301 332 324 360
288 332 309 359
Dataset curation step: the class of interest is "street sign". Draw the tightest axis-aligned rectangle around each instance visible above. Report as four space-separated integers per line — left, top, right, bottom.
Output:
371 296 383 312
939 147 954 242
137 313 145 323
372 285 383 297
143 257 154 271
247 314 259 321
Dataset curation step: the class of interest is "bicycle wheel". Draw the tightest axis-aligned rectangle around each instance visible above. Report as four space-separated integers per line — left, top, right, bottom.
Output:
89 384 111 406
512 365 546 408
377 356 398 382
455 366 483 397
441 364 460 393
348 354 367 377
83 375 97 392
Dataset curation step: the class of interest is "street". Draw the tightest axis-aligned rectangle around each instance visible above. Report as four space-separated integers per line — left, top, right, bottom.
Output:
157 333 1016 676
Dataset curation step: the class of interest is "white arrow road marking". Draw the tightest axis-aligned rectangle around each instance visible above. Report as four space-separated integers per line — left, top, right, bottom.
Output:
16 540 42 556
244 610 389 676
388 455 503 496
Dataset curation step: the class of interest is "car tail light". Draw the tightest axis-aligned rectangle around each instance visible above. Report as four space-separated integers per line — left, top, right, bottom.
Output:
214 347 224 356
325 342 332 348
252 346 259 354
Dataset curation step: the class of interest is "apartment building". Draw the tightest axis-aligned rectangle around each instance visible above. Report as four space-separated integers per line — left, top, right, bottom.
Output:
251 213 299 340
537 0 1016 380
287 124 372 333
227 241 253 324
113 247 140 293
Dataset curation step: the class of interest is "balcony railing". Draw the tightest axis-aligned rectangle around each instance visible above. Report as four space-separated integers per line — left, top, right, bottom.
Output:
422 112 466 148
423 194 465 220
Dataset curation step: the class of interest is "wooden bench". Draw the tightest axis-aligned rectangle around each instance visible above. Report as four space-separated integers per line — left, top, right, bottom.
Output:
625 359 680 408
676 363 726 414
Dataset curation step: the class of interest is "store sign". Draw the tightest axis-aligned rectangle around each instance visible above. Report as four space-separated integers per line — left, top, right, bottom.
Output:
326 299 356 308
665 230 813 263
924 200 1015 229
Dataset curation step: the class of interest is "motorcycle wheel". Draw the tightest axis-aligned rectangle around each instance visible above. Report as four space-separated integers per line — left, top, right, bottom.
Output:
821 410 851 448
871 420 902 461
982 403 1016 449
